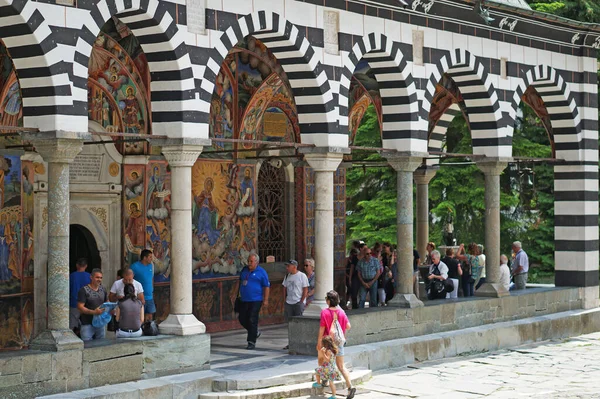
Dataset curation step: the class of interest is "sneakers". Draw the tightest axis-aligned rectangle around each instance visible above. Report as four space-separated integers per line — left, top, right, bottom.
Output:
347 387 356 399
246 342 255 350
312 382 323 389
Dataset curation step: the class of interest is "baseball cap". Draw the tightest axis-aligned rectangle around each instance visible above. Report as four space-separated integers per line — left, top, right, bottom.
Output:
285 259 298 267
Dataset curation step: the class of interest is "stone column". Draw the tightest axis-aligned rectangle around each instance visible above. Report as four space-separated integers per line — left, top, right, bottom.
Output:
159 144 207 335
476 160 510 298
303 153 343 316
387 157 424 308
25 131 89 351
414 167 437 263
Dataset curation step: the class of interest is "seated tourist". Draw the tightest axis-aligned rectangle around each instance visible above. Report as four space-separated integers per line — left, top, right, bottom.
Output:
115 283 144 338
442 248 461 299
499 254 511 292
427 250 449 300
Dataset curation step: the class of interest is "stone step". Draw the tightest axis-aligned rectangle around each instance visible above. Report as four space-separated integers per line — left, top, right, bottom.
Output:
211 360 355 391
199 368 371 399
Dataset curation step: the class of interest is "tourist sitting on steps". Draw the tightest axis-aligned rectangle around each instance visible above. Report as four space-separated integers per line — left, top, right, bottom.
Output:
427 250 449 300
115 283 144 338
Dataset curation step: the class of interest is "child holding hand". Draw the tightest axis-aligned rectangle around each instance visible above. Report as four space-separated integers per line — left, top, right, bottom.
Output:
313 336 340 399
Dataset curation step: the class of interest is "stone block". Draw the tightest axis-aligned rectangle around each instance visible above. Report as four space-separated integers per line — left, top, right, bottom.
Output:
52 349 83 380
136 379 173 398
440 303 455 325
141 334 210 378
22 352 52 383
0 374 21 388
88 354 143 388
83 341 142 362
161 370 219 399
0 354 22 376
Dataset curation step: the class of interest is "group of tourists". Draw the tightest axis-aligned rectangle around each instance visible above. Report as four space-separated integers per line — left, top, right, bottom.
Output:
345 241 396 309
68 249 156 341
424 241 529 300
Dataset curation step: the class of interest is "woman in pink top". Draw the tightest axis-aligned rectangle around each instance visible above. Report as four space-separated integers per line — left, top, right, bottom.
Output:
317 290 356 399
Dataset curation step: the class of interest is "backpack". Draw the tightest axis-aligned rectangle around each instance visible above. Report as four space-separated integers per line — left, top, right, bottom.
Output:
328 309 346 347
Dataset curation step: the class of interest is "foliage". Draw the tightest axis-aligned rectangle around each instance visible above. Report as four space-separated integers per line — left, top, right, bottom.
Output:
346 104 398 245
527 0 600 23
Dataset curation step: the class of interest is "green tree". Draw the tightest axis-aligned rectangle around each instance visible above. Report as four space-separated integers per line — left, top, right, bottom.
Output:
527 0 600 22
346 104 398 245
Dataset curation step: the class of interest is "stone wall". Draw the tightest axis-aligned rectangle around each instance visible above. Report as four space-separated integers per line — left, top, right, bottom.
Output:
289 287 583 356
0 334 210 398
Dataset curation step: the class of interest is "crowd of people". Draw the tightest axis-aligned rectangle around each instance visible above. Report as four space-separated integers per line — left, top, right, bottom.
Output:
68 249 156 341
342 239 529 305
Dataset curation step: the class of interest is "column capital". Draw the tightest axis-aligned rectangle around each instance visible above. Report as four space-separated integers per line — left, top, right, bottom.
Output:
387 156 424 172
477 158 511 176
161 145 204 167
24 131 89 163
304 152 344 172
413 167 438 185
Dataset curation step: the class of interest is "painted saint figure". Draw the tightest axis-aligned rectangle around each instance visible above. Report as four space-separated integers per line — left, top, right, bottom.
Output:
126 202 145 248
0 214 11 281
123 86 141 133
195 178 220 246
146 166 167 220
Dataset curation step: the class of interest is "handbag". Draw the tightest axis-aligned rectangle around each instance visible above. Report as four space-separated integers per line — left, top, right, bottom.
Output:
142 320 159 336
328 309 346 347
107 314 119 332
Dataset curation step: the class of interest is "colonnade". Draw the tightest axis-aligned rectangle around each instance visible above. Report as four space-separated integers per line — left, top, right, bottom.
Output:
28 129 511 349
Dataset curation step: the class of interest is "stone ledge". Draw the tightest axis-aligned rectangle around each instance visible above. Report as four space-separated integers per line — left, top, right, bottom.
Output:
289 287 583 356
345 308 600 372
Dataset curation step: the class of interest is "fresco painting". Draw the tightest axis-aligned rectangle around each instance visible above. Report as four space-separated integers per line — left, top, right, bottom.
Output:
0 41 22 148
428 73 464 134
0 154 35 350
191 160 257 279
208 36 297 156
348 93 372 145
123 164 145 267
146 162 172 282
88 16 150 155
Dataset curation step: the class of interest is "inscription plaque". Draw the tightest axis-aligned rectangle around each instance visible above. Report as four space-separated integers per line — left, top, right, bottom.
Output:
70 154 104 182
187 0 207 35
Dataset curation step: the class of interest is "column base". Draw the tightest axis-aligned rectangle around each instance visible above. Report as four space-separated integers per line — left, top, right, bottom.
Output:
387 294 424 308
475 283 510 298
303 299 327 317
579 286 600 309
158 314 206 335
30 329 83 352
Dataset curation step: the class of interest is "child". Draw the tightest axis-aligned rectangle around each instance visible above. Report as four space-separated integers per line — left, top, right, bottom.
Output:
313 336 340 399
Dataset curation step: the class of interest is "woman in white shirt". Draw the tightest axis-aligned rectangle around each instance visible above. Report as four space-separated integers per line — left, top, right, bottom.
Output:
499 254 511 292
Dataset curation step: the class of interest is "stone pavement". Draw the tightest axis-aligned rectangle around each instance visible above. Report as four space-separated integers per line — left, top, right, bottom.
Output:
210 324 314 372
289 331 600 399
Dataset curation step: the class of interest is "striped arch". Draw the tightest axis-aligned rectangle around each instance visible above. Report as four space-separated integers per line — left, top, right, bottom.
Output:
425 104 461 167
0 0 75 131
510 65 597 297
421 49 504 157
200 11 337 146
509 65 584 161
339 32 421 151
72 0 201 138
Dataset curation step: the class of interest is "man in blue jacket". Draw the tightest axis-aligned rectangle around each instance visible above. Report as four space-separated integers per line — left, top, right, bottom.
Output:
238 253 270 350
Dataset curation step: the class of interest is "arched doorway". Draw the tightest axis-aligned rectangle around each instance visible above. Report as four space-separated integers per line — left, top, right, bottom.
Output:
69 225 101 273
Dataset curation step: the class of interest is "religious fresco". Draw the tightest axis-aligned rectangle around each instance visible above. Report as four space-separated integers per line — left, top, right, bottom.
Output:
428 73 465 135
0 154 35 350
88 16 150 155
521 86 554 153
348 60 382 144
0 40 23 148
191 160 256 279
123 164 145 267
207 36 297 156
146 162 171 283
